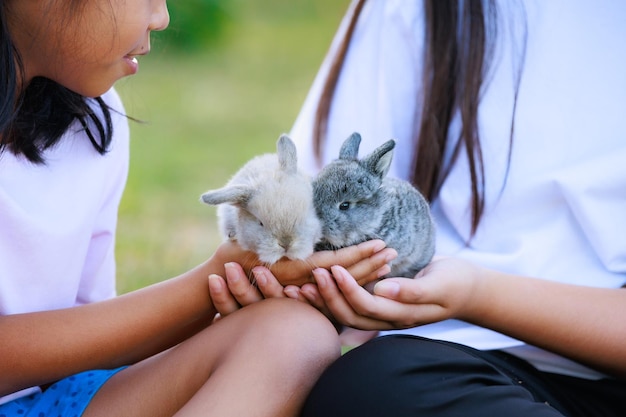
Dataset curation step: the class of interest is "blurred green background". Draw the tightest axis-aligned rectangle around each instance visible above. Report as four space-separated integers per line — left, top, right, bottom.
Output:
114 0 349 293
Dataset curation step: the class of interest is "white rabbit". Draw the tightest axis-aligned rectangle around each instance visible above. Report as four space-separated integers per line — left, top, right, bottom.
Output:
201 134 322 265
312 132 435 277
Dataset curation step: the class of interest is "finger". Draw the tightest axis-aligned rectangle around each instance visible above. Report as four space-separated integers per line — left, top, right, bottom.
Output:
371 276 452 325
299 283 334 317
224 262 263 306
313 268 391 330
283 285 309 303
312 268 358 322
332 266 433 328
374 274 449 306
330 265 380 314
372 279 402 298
268 240 388 287
208 274 241 317
346 247 397 286
252 266 286 299
310 239 388 270
299 283 325 307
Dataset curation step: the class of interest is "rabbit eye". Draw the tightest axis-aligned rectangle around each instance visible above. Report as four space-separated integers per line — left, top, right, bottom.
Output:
259 221 264 227
339 202 350 211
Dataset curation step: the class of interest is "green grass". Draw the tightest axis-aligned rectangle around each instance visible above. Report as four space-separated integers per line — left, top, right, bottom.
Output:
114 0 349 293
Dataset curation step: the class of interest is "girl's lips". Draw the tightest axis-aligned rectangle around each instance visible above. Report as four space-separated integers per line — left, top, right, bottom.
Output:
124 55 139 74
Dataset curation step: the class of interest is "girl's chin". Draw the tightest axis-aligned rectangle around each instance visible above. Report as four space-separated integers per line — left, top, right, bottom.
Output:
75 74 128 97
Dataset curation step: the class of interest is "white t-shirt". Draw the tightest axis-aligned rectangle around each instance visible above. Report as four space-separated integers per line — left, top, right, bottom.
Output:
0 88 129 403
291 0 626 379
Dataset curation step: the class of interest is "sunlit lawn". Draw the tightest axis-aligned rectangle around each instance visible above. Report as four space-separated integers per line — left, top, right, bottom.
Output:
114 1 349 293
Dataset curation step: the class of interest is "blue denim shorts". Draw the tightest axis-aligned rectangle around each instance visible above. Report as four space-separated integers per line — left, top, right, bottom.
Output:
0 367 125 417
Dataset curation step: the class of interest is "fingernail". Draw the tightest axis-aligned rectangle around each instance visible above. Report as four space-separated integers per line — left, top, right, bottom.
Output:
208 274 222 292
330 265 346 282
252 268 266 286
284 287 299 299
300 289 315 302
374 280 400 297
312 268 326 287
377 265 391 278
224 263 239 281
365 239 386 252
385 248 398 262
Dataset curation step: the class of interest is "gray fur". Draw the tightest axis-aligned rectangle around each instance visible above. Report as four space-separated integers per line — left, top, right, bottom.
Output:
312 132 435 277
201 134 321 265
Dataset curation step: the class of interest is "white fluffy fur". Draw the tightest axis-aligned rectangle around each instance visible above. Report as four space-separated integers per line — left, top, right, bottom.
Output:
201 134 321 264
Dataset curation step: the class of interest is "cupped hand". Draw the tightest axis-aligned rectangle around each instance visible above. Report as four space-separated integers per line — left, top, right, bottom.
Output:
208 239 397 319
269 239 397 287
310 257 484 330
208 262 289 318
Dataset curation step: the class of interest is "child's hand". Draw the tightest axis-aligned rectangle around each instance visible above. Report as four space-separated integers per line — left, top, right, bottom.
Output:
310 257 482 330
269 239 397 287
208 239 397 319
208 262 284 318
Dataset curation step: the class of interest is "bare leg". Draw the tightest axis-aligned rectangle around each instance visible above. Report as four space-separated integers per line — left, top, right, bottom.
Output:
83 298 340 417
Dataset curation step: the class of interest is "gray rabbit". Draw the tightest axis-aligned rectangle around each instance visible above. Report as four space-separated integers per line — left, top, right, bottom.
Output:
201 134 321 265
312 132 435 278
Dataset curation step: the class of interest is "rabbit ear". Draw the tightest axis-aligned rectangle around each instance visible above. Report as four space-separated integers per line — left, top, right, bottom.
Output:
338 132 362 160
276 134 298 174
362 139 395 179
201 185 253 208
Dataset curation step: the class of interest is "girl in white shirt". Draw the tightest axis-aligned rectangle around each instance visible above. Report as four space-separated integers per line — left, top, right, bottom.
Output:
211 1 626 416
0 1 392 415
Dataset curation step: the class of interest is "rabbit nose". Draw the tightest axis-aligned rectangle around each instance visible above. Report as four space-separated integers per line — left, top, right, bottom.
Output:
279 238 292 251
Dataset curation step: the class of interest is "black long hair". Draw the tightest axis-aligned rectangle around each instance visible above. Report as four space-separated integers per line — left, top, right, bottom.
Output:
0 4 113 164
314 0 525 235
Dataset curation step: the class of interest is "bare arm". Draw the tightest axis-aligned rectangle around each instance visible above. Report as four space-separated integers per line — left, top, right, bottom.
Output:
310 257 626 378
463 264 626 378
0 241 250 396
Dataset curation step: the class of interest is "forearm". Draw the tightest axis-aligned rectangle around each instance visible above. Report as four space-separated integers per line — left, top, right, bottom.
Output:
465 269 626 377
0 259 220 395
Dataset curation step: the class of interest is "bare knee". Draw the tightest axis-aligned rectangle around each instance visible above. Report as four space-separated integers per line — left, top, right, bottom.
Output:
233 298 341 366
85 300 339 417
184 298 340 376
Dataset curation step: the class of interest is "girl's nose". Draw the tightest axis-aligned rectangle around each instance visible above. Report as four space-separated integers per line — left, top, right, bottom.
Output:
150 0 170 32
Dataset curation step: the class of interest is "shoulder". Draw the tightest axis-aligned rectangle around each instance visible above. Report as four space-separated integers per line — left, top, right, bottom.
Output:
42 88 130 187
